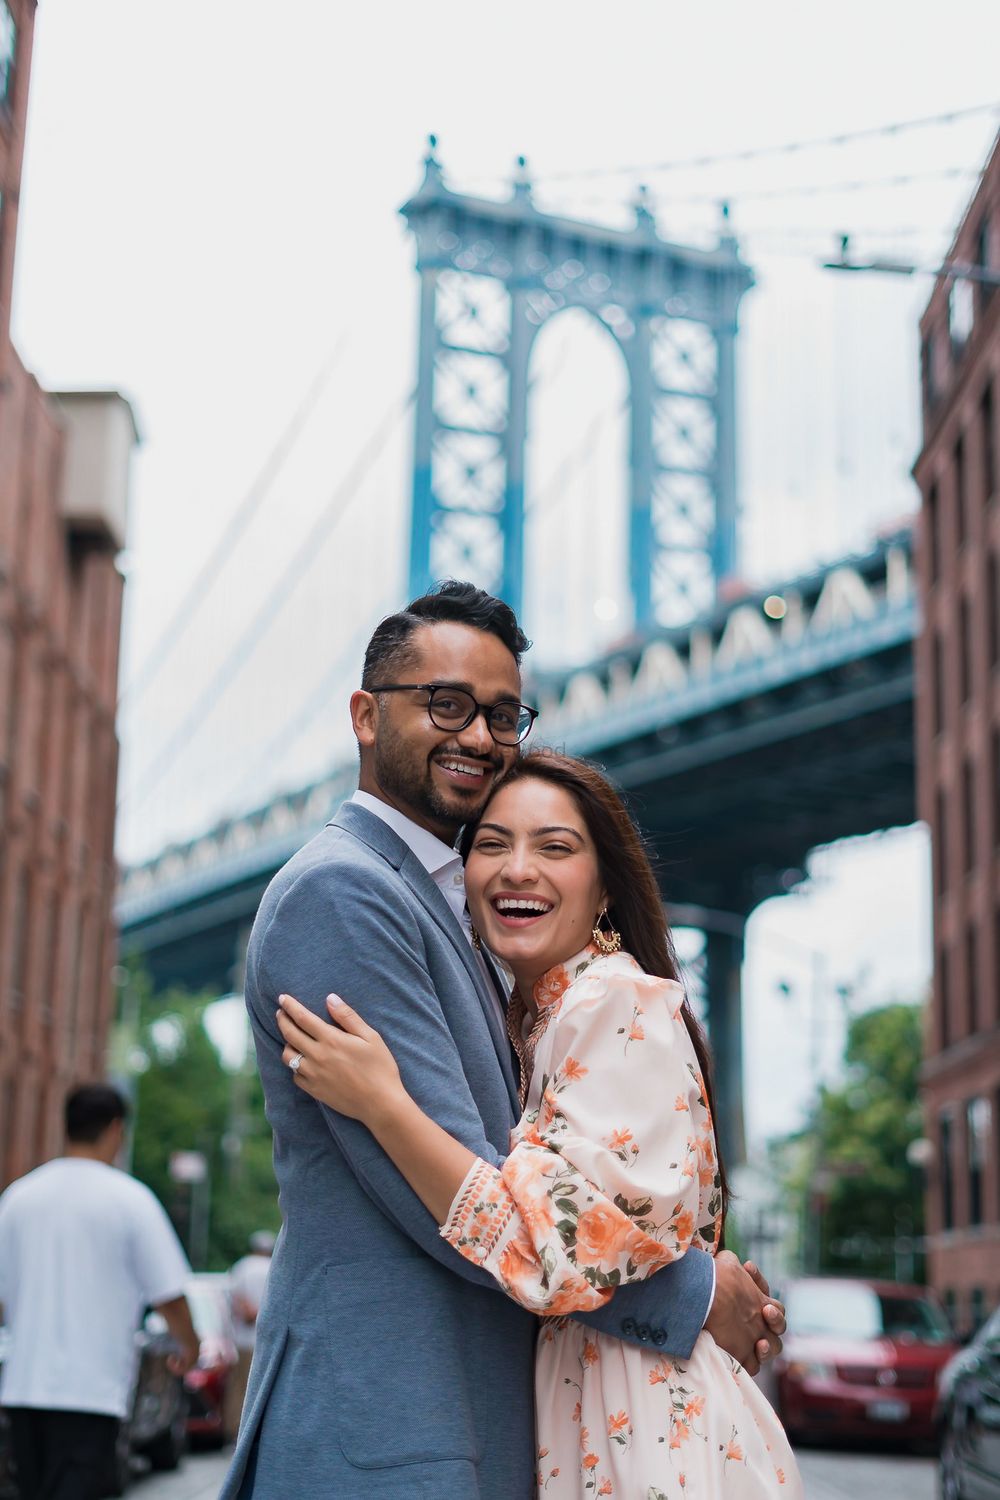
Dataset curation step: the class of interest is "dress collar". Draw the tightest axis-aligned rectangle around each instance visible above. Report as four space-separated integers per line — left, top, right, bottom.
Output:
530 941 603 1013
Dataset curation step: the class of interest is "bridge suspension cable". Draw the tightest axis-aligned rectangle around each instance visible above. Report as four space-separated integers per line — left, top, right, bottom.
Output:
121 386 415 819
536 100 1000 183
119 336 351 711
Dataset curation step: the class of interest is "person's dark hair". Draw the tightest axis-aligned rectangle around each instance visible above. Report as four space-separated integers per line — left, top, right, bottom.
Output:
361 580 530 691
461 749 730 1237
65 1083 129 1143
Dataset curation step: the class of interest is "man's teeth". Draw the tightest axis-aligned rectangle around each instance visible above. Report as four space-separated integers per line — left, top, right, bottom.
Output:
495 899 552 915
440 760 486 777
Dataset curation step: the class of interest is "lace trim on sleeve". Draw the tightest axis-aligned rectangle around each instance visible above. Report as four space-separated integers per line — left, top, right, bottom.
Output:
440 1156 516 1261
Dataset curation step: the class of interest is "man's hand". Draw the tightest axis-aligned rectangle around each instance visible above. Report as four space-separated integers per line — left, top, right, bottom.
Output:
704 1252 786 1376
155 1293 201 1377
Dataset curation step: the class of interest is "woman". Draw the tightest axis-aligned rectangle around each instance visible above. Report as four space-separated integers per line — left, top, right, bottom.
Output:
276 752 801 1497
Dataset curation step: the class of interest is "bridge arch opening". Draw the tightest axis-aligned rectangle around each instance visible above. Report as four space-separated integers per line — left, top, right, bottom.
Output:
523 305 630 667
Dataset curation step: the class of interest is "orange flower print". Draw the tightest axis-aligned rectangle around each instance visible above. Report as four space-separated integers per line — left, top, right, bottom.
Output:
582 1341 600 1366
598 1481 613 1495
669 1419 691 1448
608 1127 633 1149
571 1401 582 1423
684 1395 705 1419
648 1359 672 1385
583 1452 600 1470
561 1055 588 1083
575 1203 633 1266
674 1094 689 1111
579 1426 590 1451
628 1021 645 1041
607 1410 630 1436
533 965 570 1010
726 1439 744 1462
673 1209 695 1246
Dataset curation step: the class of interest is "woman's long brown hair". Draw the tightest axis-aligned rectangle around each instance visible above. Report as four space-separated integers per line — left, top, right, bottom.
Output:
462 748 730 1238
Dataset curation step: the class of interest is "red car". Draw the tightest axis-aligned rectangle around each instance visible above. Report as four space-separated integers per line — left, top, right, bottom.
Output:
775 1276 958 1446
182 1276 238 1447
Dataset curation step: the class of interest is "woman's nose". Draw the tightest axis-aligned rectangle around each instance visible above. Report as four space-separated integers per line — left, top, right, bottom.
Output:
501 845 537 883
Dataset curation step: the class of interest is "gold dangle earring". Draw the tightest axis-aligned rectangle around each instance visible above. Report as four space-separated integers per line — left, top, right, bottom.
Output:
591 907 621 955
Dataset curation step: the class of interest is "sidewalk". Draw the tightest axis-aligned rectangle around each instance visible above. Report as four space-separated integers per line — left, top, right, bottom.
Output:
132 1448 232 1499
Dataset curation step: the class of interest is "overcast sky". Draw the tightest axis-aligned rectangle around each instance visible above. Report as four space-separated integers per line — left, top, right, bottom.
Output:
14 1 999 1141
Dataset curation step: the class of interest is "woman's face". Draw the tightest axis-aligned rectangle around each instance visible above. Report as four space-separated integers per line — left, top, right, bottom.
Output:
465 777 607 985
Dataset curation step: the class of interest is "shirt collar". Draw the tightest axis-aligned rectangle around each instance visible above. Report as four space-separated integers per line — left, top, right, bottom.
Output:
351 790 461 879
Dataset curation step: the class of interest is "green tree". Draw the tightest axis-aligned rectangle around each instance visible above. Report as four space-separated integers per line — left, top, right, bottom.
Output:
786 1003 926 1280
114 969 280 1270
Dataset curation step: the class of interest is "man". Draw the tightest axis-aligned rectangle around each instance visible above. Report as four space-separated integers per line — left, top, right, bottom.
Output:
0 1084 199 1500
224 1231 275 1441
222 581 784 1500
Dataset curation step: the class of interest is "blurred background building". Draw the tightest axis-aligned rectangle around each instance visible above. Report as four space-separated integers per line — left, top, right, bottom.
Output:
915 132 1000 1333
0 0 136 1187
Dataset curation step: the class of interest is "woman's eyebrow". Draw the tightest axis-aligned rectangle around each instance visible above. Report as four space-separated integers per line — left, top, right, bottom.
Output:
533 826 583 840
476 822 512 836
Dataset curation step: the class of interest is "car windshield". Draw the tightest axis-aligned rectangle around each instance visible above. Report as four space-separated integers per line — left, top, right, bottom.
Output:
786 1282 952 1343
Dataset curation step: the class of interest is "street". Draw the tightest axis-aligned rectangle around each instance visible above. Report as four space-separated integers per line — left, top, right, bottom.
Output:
132 1443 938 1498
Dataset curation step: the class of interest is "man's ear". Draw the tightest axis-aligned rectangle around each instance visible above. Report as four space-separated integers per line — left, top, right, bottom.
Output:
351 689 378 749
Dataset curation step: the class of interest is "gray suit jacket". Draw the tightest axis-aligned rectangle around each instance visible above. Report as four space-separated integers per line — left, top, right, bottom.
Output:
220 801 713 1499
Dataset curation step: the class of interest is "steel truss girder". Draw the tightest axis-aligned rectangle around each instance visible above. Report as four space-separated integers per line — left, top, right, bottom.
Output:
401 148 753 624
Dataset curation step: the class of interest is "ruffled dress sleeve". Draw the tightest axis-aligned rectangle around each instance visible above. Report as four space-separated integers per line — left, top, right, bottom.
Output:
440 955 721 1315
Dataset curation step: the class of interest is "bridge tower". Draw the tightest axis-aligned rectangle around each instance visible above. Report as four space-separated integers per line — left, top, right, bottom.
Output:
401 140 753 627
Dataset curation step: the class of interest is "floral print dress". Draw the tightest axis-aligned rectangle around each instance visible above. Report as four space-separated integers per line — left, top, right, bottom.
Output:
441 946 802 1499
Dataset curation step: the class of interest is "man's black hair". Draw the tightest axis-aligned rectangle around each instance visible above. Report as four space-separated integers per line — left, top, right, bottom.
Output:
65 1083 129 1143
361 580 531 691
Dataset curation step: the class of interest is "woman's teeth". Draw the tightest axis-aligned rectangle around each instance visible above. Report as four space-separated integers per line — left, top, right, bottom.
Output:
493 899 553 916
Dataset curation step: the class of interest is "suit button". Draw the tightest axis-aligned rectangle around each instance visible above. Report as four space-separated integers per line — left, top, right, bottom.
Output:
637 1324 651 1342
621 1317 637 1336
653 1329 667 1346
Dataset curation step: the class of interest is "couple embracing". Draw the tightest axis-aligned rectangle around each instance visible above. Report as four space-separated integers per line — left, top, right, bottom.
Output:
221 582 802 1499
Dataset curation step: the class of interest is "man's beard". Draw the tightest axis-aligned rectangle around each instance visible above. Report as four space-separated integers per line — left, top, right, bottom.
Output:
373 721 503 833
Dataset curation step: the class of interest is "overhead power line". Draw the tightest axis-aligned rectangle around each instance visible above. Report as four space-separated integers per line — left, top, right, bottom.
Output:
122 387 414 818
120 337 350 711
538 99 1000 183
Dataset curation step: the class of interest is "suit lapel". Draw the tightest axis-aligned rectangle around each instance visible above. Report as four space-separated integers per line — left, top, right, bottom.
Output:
331 803 521 1116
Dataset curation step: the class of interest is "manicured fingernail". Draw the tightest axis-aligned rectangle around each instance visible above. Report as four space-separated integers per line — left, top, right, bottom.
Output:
278 994 289 1006
327 994 343 1007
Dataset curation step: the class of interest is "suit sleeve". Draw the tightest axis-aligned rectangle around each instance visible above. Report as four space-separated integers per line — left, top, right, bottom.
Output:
254 859 509 1290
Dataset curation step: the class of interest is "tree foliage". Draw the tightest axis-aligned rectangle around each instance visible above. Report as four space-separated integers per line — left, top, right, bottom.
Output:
114 968 280 1270
788 1003 925 1279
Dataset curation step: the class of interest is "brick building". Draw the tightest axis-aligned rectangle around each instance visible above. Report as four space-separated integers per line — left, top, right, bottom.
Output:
915 129 1000 1332
0 0 137 1187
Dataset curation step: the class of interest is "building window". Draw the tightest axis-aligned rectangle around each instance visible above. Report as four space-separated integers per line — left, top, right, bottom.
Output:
939 944 952 1047
963 759 976 874
0 2 14 108
960 597 974 704
934 631 946 734
977 215 995 315
950 278 975 352
924 483 939 581
970 1286 987 1332
940 1110 955 1229
967 1097 991 1226
955 434 968 546
984 382 996 502
934 787 947 899
966 921 980 1031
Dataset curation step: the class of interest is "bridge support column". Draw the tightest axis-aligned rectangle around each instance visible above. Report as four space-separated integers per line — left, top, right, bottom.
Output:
704 926 746 1168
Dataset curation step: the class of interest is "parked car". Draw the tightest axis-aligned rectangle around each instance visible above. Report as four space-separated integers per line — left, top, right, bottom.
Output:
937 1306 1000 1498
182 1274 239 1447
0 1315 186 1498
113 1311 189 1492
774 1276 958 1446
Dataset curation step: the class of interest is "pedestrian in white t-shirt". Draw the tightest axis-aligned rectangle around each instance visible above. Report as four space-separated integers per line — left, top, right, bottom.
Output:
0 1083 200 1500
223 1230 274 1441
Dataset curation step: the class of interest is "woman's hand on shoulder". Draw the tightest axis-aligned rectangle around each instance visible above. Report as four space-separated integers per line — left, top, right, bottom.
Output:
276 993 404 1126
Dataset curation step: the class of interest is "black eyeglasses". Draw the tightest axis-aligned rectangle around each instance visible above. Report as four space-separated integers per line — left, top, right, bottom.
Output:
368 683 538 746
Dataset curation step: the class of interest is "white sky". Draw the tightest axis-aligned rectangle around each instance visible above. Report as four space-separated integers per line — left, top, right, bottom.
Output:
14 0 997 1142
